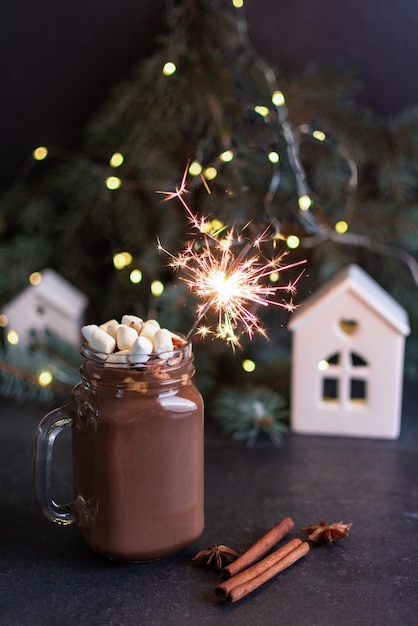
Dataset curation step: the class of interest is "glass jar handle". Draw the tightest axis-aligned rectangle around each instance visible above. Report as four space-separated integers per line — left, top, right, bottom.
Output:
34 405 75 525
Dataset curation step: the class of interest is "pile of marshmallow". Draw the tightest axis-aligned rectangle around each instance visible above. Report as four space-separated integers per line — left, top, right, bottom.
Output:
81 315 184 366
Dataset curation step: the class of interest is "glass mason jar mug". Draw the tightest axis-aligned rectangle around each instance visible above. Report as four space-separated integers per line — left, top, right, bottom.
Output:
34 338 204 562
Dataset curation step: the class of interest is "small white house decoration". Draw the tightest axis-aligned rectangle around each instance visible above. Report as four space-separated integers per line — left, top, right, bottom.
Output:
2 268 88 348
288 264 410 439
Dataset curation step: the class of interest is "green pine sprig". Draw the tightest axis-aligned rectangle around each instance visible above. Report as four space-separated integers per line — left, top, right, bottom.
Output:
211 385 288 446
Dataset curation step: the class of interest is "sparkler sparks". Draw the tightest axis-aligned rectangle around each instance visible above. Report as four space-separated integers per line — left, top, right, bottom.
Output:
158 168 306 346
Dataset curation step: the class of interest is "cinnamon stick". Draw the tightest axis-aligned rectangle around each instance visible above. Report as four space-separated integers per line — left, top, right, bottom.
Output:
221 516 294 579
216 538 301 598
216 540 310 604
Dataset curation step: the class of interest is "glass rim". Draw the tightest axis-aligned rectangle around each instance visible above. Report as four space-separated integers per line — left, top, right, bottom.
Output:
80 333 192 367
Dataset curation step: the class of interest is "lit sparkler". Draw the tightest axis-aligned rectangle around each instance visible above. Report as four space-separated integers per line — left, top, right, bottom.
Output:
158 169 306 346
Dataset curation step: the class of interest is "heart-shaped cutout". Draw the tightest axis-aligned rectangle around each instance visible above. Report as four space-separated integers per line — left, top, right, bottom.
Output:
339 319 358 335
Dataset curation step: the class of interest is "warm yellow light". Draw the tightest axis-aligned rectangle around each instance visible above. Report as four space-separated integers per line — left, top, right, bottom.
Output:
0 314 8 327
232 0 244 7
204 166 218 180
188 161 202 176
254 105 269 117
162 62 177 76
298 195 312 211
32 146 48 161
201 218 224 235
286 235 300 249
29 271 42 285
313 130 326 142
130 269 143 284
269 271 280 283
272 90 285 106
113 254 125 269
268 151 280 164
7 330 19 345
210 219 224 232
335 220 348 234
113 252 132 269
318 359 329 371
38 370 53 386
242 358 256 373
151 280 164 296
109 152 124 167
106 176 122 190
219 150 234 163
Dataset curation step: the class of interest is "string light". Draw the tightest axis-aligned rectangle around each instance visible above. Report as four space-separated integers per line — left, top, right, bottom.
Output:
312 130 326 142
32 146 48 161
129 269 143 284
6 330 19 345
254 105 269 117
335 220 349 234
318 359 330 371
151 280 165 296
162 62 177 76
272 90 285 107
106 176 122 190
113 252 132 269
232 0 244 8
298 195 312 211
29 271 42 285
210 219 224 232
268 151 280 164
269 271 280 283
242 358 256 372
237 11 319 233
203 166 218 180
38 371 53 386
109 152 124 167
286 235 300 249
219 150 234 162
188 161 202 176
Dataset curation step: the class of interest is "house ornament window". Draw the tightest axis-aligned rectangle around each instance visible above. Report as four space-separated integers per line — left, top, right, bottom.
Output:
318 350 369 406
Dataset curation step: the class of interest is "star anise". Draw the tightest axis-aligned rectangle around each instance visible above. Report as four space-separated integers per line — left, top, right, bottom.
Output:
301 520 353 544
192 544 238 570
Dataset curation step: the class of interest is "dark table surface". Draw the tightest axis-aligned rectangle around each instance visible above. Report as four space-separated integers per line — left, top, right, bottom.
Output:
1 379 417 626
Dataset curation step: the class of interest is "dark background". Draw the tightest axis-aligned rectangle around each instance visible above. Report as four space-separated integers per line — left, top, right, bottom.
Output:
1 0 418 186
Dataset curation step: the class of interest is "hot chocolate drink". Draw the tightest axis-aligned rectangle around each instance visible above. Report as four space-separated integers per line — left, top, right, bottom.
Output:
34 317 204 562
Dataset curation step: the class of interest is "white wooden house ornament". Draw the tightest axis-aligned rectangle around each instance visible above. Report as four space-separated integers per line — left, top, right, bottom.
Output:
288 264 410 440
2 268 88 348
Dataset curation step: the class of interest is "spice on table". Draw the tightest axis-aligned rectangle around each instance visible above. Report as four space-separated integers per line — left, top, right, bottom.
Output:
192 544 238 570
221 516 294 580
216 538 309 603
301 519 353 544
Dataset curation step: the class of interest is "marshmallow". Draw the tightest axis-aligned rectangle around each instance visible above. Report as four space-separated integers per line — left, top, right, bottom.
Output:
105 350 130 367
121 314 143 333
128 336 153 365
145 319 160 328
99 319 119 339
153 328 174 359
81 324 98 344
89 327 116 354
140 319 160 343
116 324 138 351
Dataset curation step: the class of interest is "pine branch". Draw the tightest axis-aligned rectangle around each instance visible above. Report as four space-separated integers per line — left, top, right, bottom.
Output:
1 0 418 401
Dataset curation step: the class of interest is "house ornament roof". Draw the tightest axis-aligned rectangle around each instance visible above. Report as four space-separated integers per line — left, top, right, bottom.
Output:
3 268 88 319
288 264 410 337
